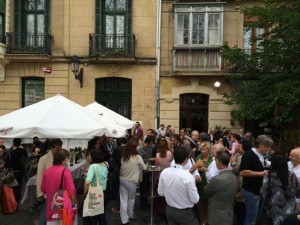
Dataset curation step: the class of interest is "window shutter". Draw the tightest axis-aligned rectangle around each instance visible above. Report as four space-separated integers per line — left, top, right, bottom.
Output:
45 0 50 33
95 0 103 34
14 0 21 33
126 0 131 34
0 0 5 14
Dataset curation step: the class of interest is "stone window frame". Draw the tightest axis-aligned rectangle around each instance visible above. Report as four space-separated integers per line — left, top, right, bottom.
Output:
95 0 132 35
173 4 224 48
22 77 45 107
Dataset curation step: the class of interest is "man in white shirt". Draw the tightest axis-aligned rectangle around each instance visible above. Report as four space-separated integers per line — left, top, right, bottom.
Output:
288 147 300 183
205 143 232 183
156 124 166 139
170 156 201 182
158 146 199 225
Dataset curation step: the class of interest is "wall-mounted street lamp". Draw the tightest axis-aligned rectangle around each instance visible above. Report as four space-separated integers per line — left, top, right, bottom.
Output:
71 55 84 88
214 81 221 89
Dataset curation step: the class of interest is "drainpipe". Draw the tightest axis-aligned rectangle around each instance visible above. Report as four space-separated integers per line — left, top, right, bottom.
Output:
155 0 162 130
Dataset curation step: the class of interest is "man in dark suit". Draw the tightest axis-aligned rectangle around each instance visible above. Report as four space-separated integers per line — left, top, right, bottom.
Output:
204 151 237 225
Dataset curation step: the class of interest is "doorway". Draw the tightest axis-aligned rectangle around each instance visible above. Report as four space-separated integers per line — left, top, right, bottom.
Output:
95 77 132 119
180 93 209 132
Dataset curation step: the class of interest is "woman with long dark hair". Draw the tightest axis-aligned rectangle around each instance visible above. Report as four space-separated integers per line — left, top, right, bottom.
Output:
260 154 300 225
156 138 173 170
119 139 146 225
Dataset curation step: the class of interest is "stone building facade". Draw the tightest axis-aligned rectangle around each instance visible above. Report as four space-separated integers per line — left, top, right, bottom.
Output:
0 0 259 134
0 0 157 130
158 0 258 133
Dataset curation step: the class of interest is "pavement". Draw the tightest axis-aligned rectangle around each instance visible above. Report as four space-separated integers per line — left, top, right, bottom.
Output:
0 193 168 225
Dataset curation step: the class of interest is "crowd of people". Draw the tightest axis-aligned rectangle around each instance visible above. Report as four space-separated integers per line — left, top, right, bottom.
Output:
0 123 300 225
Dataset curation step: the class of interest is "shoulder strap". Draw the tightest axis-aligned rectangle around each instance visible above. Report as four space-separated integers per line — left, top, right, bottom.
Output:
59 168 66 189
189 157 194 165
93 164 101 187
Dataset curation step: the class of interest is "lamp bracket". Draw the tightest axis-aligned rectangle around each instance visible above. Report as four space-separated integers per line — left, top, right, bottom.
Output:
74 68 84 88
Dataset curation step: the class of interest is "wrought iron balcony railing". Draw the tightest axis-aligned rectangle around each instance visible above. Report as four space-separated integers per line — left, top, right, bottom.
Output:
6 33 53 55
89 34 135 57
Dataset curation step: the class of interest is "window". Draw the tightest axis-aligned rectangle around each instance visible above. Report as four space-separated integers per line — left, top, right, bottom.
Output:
173 4 223 70
96 0 131 49
14 0 50 46
174 5 223 47
243 26 264 54
243 16 264 55
22 77 45 107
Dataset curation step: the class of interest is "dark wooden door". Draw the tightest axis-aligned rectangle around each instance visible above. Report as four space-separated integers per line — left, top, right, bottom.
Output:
95 77 132 119
180 93 209 132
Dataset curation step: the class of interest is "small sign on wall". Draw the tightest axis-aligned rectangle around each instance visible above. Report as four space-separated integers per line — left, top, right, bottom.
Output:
42 67 52 74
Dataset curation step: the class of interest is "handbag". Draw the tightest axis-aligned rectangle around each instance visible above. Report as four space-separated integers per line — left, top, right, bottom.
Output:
1 183 18 214
62 190 75 225
2 168 15 184
50 168 66 220
2 168 19 188
82 164 104 217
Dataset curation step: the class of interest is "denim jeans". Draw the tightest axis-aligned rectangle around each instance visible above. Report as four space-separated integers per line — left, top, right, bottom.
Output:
39 198 47 225
242 189 262 225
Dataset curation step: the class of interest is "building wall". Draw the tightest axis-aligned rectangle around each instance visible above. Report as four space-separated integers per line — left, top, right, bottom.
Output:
0 0 262 134
159 0 243 133
0 0 157 131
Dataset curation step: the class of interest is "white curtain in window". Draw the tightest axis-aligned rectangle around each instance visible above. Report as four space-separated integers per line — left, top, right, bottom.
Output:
207 14 220 45
117 16 124 48
176 14 189 45
243 27 252 54
106 16 114 48
192 14 204 44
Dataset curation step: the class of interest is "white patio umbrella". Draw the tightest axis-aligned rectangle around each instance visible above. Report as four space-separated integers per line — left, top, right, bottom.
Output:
0 94 119 139
85 102 134 129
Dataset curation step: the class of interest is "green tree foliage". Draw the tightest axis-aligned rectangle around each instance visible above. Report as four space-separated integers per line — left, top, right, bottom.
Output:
221 0 300 147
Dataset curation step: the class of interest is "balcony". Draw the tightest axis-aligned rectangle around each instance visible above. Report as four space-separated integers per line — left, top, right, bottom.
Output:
173 48 221 71
6 33 53 55
89 34 135 57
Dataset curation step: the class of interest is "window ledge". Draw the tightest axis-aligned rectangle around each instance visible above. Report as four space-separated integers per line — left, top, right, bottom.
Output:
174 46 221 50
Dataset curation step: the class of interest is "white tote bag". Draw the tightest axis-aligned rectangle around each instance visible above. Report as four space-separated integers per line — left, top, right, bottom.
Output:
82 165 104 217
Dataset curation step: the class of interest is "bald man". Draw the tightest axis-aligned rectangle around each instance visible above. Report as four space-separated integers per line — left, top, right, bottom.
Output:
288 147 300 183
205 143 231 183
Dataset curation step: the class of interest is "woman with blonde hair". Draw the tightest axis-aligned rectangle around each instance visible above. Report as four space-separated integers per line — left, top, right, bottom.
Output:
195 141 213 225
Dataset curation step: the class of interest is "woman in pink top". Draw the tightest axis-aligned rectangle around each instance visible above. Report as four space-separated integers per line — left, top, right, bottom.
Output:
155 139 173 170
226 133 240 159
41 149 76 225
